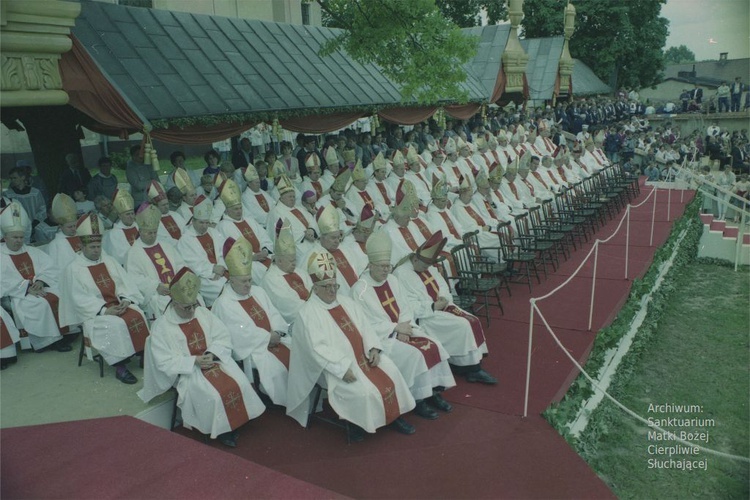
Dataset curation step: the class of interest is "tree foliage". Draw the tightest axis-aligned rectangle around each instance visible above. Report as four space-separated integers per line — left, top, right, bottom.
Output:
663 45 696 65
316 0 478 104
435 0 507 28
521 0 669 90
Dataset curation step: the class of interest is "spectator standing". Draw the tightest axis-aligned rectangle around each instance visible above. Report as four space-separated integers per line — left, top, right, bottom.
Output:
126 145 158 208
87 157 118 202
59 153 92 199
716 82 730 113
730 77 744 112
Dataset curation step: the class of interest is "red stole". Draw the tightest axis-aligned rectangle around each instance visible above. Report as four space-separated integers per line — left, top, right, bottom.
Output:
232 220 271 269
327 305 400 424
375 182 392 205
546 169 562 185
576 159 591 175
493 188 506 203
330 248 358 286
0 315 12 349
66 236 82 253
87 263 147 352
491 150 501 164
412 218 432 240
239 296 290 368
178 318 249 430
10 252 66 333
503 150 511 165
373 281 441 368
463 204 487 227
451 165 463 180
418 270 440 301
529 144 543 156
358 190 375 210
532 171 550 189
543 137 555 152
398 226 419 251
507 181 520 200
123 226 139 246
283 272 310 300
438 211 462 240
464 158 479 176
482 199 500 221
443 304 485 348
522 179 536 196
311 181 323 199
10 253 35 281
142 243 176 284
161 215 182 240
289 208 310 229
196 233 217 264
255 193 270 213
557 166 569 182
233 219 261 253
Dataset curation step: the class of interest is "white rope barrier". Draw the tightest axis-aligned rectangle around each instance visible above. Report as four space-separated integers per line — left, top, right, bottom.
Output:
533 301 750 463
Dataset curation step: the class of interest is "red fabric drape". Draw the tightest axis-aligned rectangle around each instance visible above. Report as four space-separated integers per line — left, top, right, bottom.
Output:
378 107 438 125
445 103 482 120
490 66 507 104
280 112 365 133
61 36 143 138
150 122 258 144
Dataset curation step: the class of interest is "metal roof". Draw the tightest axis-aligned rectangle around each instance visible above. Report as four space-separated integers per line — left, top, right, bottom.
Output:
572 59 611 96
72 1 491 121
520 36 564 101
462 24 511 98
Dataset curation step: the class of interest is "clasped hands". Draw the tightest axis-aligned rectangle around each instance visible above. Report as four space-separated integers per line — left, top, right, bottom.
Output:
27 281 47 298
195 353 217 370
433 296 449 312
104 300 131 316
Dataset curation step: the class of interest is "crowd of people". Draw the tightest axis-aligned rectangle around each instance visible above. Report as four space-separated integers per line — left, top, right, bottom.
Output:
1 101 747 447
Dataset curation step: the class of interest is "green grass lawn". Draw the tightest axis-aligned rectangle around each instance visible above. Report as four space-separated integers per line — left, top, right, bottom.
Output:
580 263 749 499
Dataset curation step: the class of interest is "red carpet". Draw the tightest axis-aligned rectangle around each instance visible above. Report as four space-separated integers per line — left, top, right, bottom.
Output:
1 181 694 499
0 416 342 499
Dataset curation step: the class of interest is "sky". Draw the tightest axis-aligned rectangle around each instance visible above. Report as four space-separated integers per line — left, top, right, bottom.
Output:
661 0 749 61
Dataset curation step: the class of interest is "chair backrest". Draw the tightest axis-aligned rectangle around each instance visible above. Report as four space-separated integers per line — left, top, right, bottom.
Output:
450 243 478 285
515 212 531 238
541 198 556 221
496 221 515 257
461 230 481 256
528 205 544 230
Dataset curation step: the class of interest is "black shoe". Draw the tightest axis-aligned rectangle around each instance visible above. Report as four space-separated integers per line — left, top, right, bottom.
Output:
429 393 453 413
465 369 498 385
347 423 365 443
218 432 236 448
115 367 138 385
414 400 439 420
0 356 17 370
53 340 72 352
390 417 416 435
60 332 80 345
